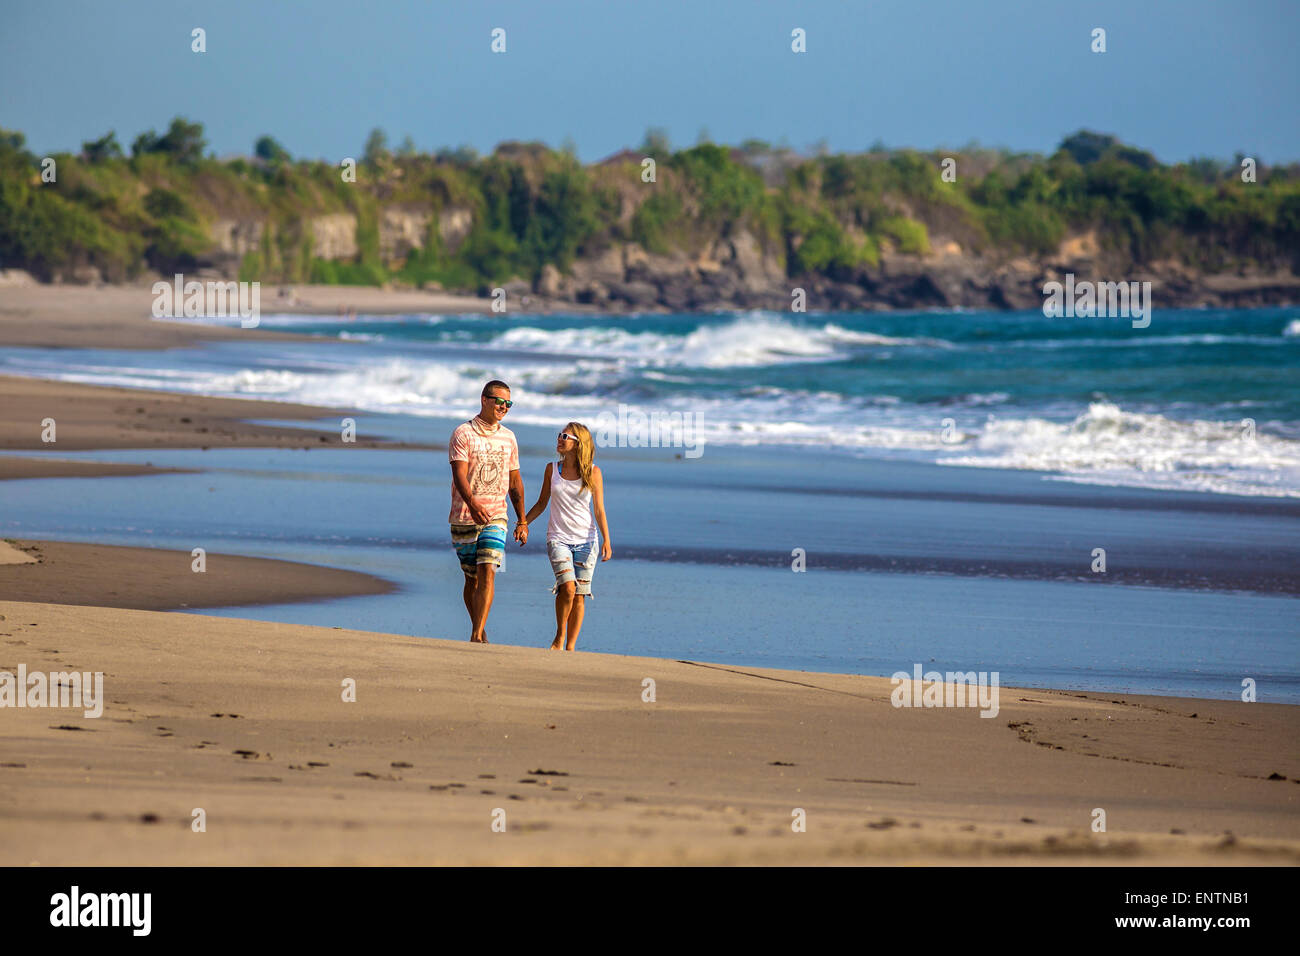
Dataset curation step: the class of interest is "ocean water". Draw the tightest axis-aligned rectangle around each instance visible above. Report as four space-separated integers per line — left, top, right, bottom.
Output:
5 306 1299 497
2 434 1297 702
1 307 1297 702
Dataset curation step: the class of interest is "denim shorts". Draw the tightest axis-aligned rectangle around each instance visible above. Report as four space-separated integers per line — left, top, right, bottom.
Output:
548 539 596 597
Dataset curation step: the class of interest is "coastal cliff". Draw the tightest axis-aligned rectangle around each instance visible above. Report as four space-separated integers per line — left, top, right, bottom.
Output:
2 122 1296 311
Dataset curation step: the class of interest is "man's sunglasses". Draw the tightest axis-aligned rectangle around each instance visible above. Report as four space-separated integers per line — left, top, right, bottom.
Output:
558 432 578 443
487 397 513 408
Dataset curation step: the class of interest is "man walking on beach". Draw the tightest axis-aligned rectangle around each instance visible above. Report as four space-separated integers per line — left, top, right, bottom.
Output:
449 380 527 643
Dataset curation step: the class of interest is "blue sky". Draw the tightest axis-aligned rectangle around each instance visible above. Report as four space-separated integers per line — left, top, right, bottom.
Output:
4 0 1297 163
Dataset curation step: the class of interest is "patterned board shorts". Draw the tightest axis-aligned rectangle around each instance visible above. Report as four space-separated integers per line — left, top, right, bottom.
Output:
547 539 597 597
450 520 508 577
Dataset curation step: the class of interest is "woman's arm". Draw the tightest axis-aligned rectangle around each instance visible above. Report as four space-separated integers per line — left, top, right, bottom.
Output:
591 466 613 560
524 462 553 525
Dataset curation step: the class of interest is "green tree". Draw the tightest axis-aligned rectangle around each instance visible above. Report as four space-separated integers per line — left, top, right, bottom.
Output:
1058 130 1118 166
131 130 161 157
254 135 291 164
131 118 206 163
521 164 600 272
363 128 390 166
0 129 26 154
639 127 672 157
436 144 478 165
156 117 206 163
82 131 123 162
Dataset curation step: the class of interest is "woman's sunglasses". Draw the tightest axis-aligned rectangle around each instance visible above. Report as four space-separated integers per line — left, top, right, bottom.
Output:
487 397 513 408
558 432 578 443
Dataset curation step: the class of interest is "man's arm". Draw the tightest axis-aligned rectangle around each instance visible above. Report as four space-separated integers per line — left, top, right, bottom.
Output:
509 468 528 544
451 460 490 525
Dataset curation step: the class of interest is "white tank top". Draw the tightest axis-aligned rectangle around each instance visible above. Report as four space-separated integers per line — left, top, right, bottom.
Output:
547 461 596 545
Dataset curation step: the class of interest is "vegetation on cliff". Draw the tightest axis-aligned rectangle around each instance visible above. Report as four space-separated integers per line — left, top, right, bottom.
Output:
1 120 1296 288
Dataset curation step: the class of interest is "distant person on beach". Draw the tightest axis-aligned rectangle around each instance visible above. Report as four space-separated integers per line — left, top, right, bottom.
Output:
449 380 527 643
525 422 612 651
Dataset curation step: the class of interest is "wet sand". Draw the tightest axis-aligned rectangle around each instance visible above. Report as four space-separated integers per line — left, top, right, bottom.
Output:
0 373 436 464
0 540 395 611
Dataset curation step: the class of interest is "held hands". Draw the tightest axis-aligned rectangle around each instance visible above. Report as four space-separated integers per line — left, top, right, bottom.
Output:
514 520 529 546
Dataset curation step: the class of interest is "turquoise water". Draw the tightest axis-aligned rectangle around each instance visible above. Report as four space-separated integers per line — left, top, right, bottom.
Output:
5 305 1298 497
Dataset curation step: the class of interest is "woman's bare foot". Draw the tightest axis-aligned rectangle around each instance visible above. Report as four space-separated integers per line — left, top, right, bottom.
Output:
549 635 563 650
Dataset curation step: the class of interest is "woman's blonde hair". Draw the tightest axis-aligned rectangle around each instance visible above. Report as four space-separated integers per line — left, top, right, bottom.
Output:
564 422 595 491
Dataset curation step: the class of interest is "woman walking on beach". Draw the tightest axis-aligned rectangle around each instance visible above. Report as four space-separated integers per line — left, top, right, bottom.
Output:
525 423 612 651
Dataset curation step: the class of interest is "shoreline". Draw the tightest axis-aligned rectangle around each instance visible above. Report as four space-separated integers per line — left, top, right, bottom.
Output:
4 266 1299 323
0 373 438 480
0 284 447 476
3 533 1293 707
1 599 1295 865
0 283 493 351
0 539 395 611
